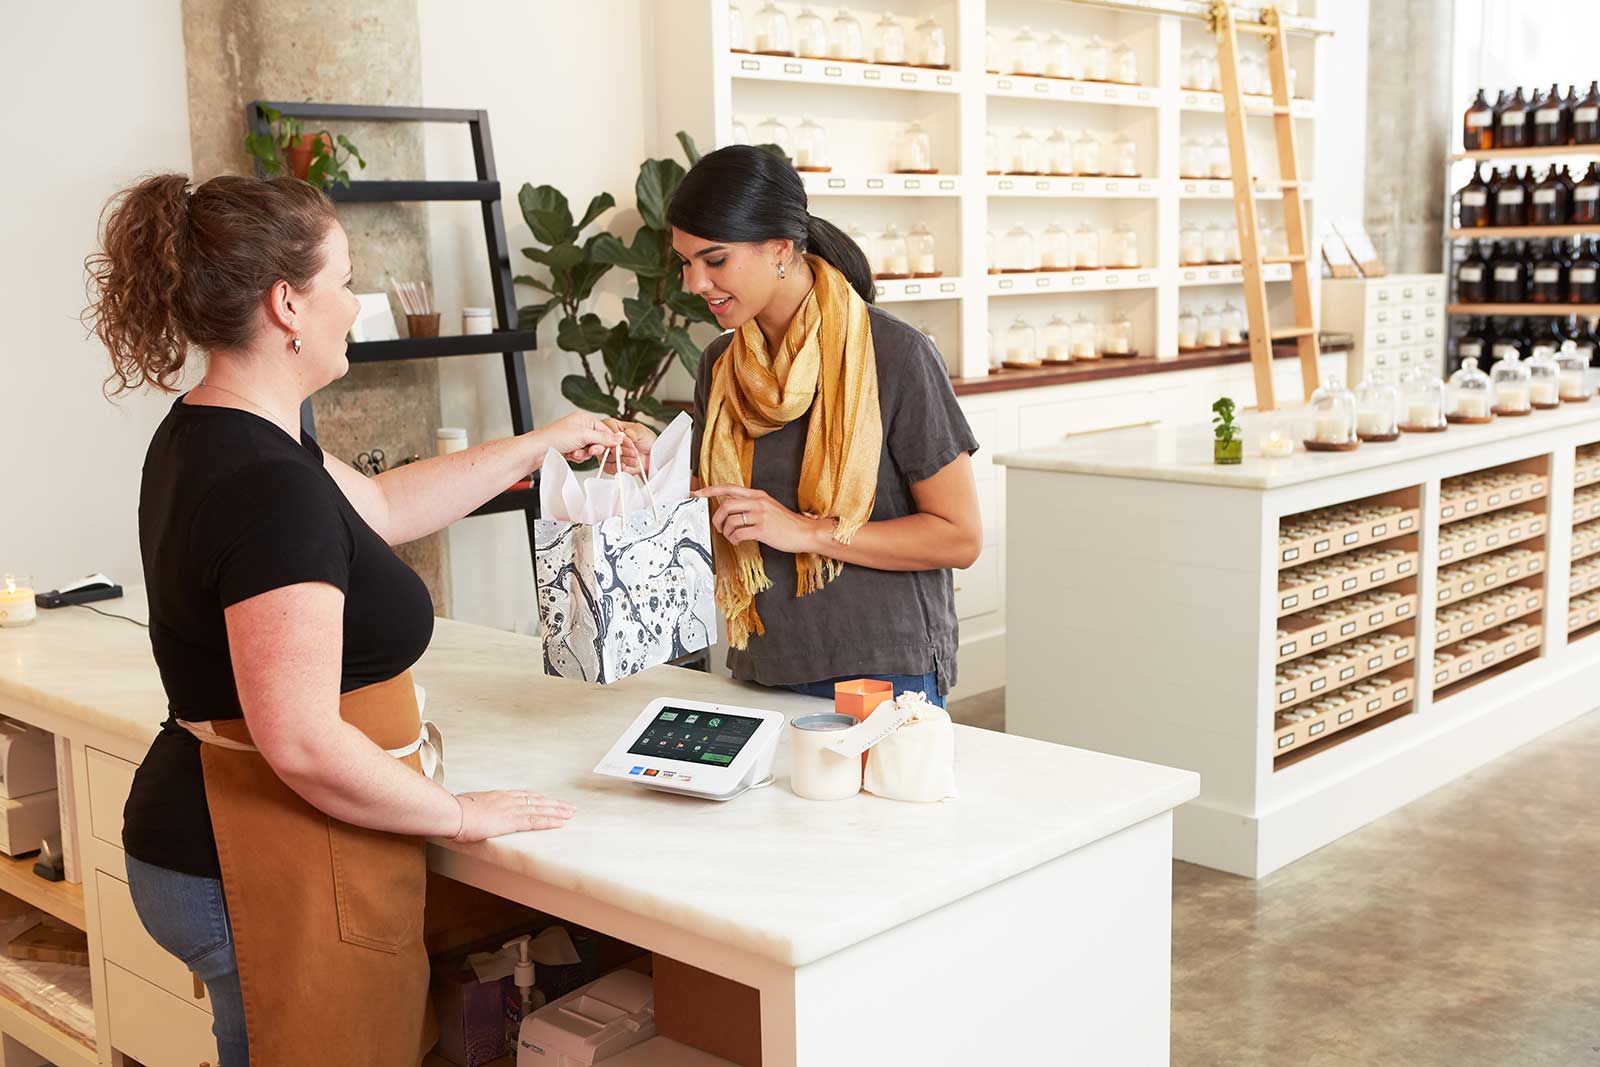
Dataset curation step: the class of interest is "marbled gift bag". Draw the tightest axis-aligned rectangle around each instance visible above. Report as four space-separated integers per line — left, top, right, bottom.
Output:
534 414 717 683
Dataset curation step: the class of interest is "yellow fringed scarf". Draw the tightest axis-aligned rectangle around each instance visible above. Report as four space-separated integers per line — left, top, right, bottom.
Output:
699 255 881 649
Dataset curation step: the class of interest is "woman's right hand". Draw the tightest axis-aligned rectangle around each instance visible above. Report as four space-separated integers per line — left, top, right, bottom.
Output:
601 419 658 475
452 789 576 840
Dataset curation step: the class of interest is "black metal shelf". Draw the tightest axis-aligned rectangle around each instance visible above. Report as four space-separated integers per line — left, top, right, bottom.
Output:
329 180 499 203
346 331 539 364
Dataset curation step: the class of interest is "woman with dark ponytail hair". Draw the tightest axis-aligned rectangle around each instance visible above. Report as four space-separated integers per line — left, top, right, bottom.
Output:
85 174 620 1065
608 145 982 705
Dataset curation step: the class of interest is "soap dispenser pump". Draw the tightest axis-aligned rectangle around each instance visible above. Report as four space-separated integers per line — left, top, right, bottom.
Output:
503 934 546 1019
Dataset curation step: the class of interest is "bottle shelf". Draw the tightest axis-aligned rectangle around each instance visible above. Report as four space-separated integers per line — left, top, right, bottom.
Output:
1448 225 1600 240
1275 630 1416 712
1439 470 1548 524
986 268 1158 297
1436 547 1545 606
1432 622 1543 693
1276 589 1419 666
1436 510 1546 565
1447 303 1600 316
730 52 960 94
1451 145 1600 163
1434 584 1544 646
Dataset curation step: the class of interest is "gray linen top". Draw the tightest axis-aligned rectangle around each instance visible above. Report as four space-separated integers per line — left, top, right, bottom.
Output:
690 305 979 694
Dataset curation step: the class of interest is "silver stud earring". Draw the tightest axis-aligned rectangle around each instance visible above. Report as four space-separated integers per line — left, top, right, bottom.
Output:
778 262 786 279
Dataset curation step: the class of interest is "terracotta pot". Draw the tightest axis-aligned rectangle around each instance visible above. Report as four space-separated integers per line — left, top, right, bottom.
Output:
284 133 332 181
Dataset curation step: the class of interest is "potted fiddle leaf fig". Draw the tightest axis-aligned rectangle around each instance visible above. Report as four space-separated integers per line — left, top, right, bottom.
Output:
1213 397 1243 465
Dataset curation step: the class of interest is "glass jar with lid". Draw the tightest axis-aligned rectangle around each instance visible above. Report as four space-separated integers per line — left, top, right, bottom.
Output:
1491 349 1532 415
1224 224 1241 262
892 122 934 172
1082 36 1109 81
1204 223 1229 264
1072 220 1101 269
1039 222 1071 270
1221 300 1245 344
1001 225 1037 272
1207 136 1230 179
829 8 865 61
1400 367 1448 431
752 2 793 54
1073 130 1103 176
730 118 750 145
1108 221 1139 268
1111 133 1138 177
875 224 911 278
1070 314 1100 360
1043 32 1074 79
792 117 829 170
985 229 998 273
755 116 790 154
1180 222 1206 266
986 129 1002 174
1559 344 1593 401
1009 128 1041 174
988 329 1002 373
909 222 938 276
913 17 947 67
1178 307 1201 349
1043 315 1072 362
1104 312 1135 356
1045 128 1073 175
1004 316 1039 366
1010 27 1042 75
794 8 828 57
1527 344 1562 408
874 13 907 64
1240 51 1264 95
1111 42 1138 84
856 224 883 276
1304 376 1360 450
1355 371 1401 442
1181 137 1207 179
985 28 1001 73
1447 356 1495 422
1202 51 1220 92
1199 305 1223 347
1182 49 1205 90
729 2 750 51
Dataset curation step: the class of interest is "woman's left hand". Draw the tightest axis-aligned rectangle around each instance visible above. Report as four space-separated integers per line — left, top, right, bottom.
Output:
695 484 828 554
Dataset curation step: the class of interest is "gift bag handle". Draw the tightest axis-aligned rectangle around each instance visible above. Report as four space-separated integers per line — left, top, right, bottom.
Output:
600 444 661 521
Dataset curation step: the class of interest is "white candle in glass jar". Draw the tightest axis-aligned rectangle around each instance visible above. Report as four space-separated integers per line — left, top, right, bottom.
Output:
1455 393 1490 418
1356 410 1389 436
1007 344 1032 361
1075 246 1100 269
1315 415 1350 443
1106 336 1131 355
0 577 35 628
1496 384 1530 411
1199 326 1222 347
1039 249 1064 269
1561 368 1589 398
1179 325 1199 348
1222 325 1242 344
1261 431 1294 457
1406 400 1442 427
914 252 937 275
884 254 910 276
1071 338 1098 359
1531 379 1560 405
436 427 469 457
1046 343 1070 361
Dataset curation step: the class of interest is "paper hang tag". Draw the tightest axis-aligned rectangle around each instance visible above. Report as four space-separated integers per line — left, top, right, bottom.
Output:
821 695 924 759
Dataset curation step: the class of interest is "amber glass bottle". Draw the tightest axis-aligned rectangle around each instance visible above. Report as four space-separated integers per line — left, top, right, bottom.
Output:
1463 88 1494 149
1532 166 1569 226
1532 84 1567 146
1574 82 1600 143
1568 239 1600 305
1576 164 1600 224
1456 241 1491 303
1456 164 1491 228
1529 241 1566 304
1498 87 1530 148
1491 241 1527 303
1492 167 1528 227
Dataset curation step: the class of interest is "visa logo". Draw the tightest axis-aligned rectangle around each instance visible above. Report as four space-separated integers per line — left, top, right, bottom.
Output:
629 766 644 775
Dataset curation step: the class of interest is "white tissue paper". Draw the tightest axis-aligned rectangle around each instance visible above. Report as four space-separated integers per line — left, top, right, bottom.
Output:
539 412 695 523
824 692 958 803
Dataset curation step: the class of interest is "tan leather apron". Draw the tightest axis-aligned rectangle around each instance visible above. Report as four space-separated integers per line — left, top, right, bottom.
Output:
184 671 441 1065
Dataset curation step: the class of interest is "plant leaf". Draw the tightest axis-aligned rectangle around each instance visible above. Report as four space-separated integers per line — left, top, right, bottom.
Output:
605 335 663 392
666 326 701 378
517 184 575 245
676 130 703 165
665 286 718 325
516 297 562 343
576 192 616 233
561 374 621 418
305 155 333 189
623 297 667 341
635 157 687 231
512 274 556 294
556 313 613 356
520 242 584 271
590 228 668 278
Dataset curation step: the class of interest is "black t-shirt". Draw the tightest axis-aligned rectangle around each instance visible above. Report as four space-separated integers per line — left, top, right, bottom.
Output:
123 397 434 878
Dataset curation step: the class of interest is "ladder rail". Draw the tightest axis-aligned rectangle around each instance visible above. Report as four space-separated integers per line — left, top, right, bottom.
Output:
1262 7 1322 399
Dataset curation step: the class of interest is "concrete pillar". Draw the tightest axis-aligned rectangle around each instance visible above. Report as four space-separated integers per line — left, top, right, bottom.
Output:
1362 0 1454 275
181 0 449 611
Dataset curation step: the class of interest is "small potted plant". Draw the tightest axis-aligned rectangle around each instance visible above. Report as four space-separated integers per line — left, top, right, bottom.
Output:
1212 396 1242 465
245 104 366 189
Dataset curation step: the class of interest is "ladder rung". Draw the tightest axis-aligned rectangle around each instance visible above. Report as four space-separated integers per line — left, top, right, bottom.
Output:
1233 22 1278 37
1252 179 1303 189
1263 255 1308 264
1271 327 1315 340
1272 105 1292 115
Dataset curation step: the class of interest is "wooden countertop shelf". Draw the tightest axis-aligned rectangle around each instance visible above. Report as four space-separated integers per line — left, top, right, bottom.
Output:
1572 484 1600 525
0 852 85 932
1447 303 1600 316
1570 558 1600 597
1450 145 1600 162
1569 591 1600 634
1276 500 1420 568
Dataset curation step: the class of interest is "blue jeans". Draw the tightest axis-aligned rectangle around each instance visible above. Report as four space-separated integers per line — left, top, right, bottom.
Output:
125 854 250 1067
784 671 946 708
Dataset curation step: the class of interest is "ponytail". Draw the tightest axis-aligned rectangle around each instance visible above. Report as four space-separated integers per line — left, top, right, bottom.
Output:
667 145 875 304
85 173 337 395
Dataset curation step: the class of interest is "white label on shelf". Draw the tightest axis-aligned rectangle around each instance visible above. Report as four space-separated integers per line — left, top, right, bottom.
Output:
1313 586 1330 600
784 62 803 74
1462 620 1476 634
740 59 761 71
1280 641 1296 656
1033 81 1049 93
1279 733 1295 748
1309 722 1325 736
1441 588 1453 601
1342 578 1359 592
1395 686 1409 702
1400 517 1415 530
1462 581 1475 594
1494 265 1522 281
1282 547 1300 562
1441 547 1455 560
824 66 843 77
1534 267 1560 282
1440 627 1453 642
1488 533 1502 546
1314 539 1331 553
1311 677 1327 692
1343 665 1360 680
1465 539 1479 552
1341 621 1358 636
1534 189 1558 204
1343 531 1360 545
1573 268 1598 283
1283 594 1299 609
1398 602 1412 617
1437 669 1450 683
1535 109 1562 125
1373 523 1388 537
864 69 881 80
1373 569 1387 582
867 178 884 189
1280 689 1296 703
1486 572 1500 586
1498 189 1524 205
1339 710 1355 724
1484 613 1497 626
1072 181 1086 192
1367 697 1382 712
1467 111 1494 128
1367 656 1382 670
1461 192 1488 207
1577 186 1600 202
1312 632 1327 646
1510 489 1523 500
828 178 846 189
1369 611 1385 626
1399 560 1414 574
937 74 954 86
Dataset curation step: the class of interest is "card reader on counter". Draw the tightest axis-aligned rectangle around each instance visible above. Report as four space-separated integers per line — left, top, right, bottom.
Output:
593 698 784 802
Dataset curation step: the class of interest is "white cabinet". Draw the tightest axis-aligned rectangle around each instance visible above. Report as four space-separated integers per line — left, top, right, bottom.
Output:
105 962 219 1067
1322 274 1447 384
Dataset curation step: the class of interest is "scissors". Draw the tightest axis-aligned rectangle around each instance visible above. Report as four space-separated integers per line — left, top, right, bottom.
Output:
355 448 387 476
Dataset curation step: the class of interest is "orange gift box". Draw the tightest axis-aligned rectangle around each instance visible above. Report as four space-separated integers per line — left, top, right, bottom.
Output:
834 680 895 770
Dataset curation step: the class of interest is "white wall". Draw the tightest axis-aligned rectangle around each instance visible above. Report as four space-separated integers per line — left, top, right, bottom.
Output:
418 0 673 632
1451 0 1600 102
1313 0 1370 234
0 2 193 593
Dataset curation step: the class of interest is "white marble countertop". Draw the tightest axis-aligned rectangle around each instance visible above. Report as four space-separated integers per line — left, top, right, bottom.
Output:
0 588 1197 968
996 401 1600 489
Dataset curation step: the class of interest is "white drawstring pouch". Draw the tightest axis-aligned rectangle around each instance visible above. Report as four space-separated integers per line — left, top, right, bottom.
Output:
822 691 958 803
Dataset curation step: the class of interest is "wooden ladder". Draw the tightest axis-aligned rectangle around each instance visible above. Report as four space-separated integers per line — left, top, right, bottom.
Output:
1210 1 1319 411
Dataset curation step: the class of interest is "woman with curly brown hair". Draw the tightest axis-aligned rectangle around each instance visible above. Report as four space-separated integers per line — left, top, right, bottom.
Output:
86 173 623 1066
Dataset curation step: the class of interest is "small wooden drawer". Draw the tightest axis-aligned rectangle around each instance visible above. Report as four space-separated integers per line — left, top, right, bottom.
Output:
1276 589 1417 664
1434 584 1543 645
1432 623 1543 691
1574 446 1600 487
1277 548 1418 617
106 960 220 1067
954 545 999 621
1573 485 1600 524
88 746 138 851
1439 472 1548 524
1571 519 1600 563
1569 591 1600 633
1274 674 1412 758
1436 510 1545 564
1569 559 1600 596
1436 549 1545 605
1277 505 1418 566
1275 631 1415 711
98 869 212 1014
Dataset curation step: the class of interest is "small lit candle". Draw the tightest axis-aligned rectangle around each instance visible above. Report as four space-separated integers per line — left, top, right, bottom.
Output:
1496 384 1530 412
0 575 36 628
1406 399 1442 427
1455 393 1490 418
1531 379 1559 406
1007 343 1033 362
1261 431 1294 457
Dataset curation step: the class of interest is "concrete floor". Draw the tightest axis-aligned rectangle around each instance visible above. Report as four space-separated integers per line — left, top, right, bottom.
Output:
947 690 1600 1067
